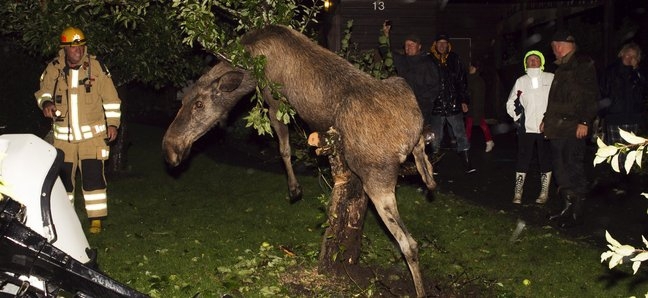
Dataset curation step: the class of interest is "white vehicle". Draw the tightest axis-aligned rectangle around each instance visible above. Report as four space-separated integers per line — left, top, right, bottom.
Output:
0 134 146 298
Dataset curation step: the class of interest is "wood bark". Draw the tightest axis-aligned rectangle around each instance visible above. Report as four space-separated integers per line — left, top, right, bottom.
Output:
106 94 129 175
310 130 369 275
106 121 128 175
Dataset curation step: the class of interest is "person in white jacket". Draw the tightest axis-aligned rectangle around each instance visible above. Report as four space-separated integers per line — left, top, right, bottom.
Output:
506 50 554 204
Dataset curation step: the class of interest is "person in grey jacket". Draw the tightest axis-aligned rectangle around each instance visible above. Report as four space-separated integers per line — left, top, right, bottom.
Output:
540 30 599 227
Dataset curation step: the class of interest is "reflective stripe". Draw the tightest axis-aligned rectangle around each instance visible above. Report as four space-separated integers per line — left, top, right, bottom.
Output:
101 148 110 159
55 126 71 133
38 93 52 107
84 192 107 201
84 192 108 217
55 133 74 141
70 70 82 140
85 203 108 211
103 103 120 110
94 125 106 134
105 111 121 118
104 103 121 120
53 123 106 141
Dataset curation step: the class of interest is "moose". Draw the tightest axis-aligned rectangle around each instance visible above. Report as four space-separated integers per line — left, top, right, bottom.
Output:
162 25 436 297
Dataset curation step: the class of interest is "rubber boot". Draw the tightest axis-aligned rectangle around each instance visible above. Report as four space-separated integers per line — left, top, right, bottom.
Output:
513 172 526 204
569 196 585 226
550 192 585 227
549 191 573 221
536 171 552 204
461 150 476 173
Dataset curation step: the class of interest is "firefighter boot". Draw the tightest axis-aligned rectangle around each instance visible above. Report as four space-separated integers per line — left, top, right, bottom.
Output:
513 172 526 204
89 219 102 234
536 171 552 204
461 150 476 173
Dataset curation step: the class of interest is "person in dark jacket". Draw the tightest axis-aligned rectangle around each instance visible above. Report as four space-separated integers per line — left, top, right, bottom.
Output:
600 42 647 144
429 33 475 173
597 42 647 195
541 30 599 227
465 61 494 153
379 22 440 127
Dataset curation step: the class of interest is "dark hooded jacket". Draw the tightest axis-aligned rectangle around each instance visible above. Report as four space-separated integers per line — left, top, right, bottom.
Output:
429 40 469 116
378 38 440 125
599 60 648 125
391 54 440 123
543 50 599 139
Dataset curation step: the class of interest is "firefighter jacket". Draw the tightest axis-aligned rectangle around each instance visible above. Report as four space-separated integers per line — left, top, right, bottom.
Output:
35 49 121 143
542 50 599 139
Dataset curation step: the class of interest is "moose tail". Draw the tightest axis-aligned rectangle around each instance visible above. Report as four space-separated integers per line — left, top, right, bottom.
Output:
412 136 437 191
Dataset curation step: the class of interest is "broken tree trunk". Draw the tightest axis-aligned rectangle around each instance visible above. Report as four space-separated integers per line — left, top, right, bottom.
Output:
308 128 369 275
106 121 128 175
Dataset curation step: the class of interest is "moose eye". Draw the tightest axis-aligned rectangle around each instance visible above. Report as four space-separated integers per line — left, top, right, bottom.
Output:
194 101 204 109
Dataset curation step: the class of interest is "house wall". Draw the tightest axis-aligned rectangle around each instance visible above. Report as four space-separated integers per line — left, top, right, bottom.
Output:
329 1 510 65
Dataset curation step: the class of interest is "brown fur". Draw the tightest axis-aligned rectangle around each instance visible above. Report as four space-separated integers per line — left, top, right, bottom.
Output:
163 25 436 297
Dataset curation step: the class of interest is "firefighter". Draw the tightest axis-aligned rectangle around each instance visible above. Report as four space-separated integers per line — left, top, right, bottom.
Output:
35 27 121 234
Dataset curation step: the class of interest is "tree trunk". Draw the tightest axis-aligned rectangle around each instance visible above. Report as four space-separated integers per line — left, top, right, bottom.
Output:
106 90 129 175
106 121 128 175
317 151 369 275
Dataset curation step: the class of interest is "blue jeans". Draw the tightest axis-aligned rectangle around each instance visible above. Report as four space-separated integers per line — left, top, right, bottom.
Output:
430 113 470 153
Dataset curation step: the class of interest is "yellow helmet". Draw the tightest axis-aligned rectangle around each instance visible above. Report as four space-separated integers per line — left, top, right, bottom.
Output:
60 27 86 47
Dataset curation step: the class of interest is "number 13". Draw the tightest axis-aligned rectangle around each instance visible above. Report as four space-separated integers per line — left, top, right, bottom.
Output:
373 1 385 11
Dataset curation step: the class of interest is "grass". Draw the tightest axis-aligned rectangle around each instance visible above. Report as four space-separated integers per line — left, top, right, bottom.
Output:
81 123 648 297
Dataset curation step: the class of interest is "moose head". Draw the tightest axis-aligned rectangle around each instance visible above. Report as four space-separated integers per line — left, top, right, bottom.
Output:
162 62 256 166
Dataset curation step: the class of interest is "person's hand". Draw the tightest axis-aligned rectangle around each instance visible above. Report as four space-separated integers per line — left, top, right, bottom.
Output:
461 103 468 113
42 102 57 119
382 20 391 36
539 121 544 133
576 123 588 139
106 126 118 142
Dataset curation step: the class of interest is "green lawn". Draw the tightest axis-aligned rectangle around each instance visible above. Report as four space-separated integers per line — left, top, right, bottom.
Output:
84 123 648 297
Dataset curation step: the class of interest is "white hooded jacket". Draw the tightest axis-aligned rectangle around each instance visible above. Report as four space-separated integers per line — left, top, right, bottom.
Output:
506 57 554 134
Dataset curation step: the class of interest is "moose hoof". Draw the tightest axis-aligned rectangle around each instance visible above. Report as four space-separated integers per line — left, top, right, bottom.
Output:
288 187 303 204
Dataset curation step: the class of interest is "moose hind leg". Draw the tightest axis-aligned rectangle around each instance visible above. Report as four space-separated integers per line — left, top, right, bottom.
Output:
365 187 425 297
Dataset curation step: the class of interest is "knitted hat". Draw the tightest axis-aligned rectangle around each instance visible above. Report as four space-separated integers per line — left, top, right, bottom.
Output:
435 33 450 42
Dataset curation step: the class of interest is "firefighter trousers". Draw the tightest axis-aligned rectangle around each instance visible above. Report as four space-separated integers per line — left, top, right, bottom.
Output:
54 137 110 219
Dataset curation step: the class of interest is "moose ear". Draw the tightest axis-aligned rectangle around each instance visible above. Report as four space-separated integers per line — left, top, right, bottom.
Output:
217 71 244 92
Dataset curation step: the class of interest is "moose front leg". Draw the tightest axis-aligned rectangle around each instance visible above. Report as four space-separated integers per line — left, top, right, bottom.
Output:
264 88 302 202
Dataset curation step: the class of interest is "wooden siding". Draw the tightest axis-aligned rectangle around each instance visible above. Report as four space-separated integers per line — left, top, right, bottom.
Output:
327 1 603 63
